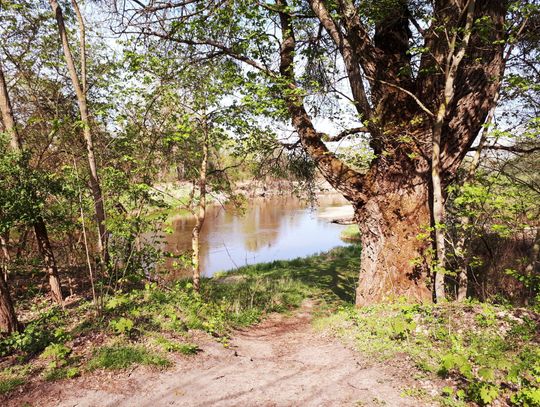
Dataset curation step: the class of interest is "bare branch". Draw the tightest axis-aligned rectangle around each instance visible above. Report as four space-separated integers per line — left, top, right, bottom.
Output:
128 29 278 78
277 0 366 203
365 75 434 118
470 144 540 154
320 127 370 142
309 0 373 124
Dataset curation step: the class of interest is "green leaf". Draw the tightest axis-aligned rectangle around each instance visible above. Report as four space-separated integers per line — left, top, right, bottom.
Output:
109 317 134 335
479 383 499 405
478 367 495 381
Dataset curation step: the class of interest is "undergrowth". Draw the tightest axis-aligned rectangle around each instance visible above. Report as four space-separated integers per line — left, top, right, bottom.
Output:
0 245 360 396
317 301 540 406
4 242 536 407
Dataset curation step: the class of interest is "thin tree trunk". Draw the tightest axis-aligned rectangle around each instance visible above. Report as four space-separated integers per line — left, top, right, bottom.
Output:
1 233 11 282
431 0 476 303
74 158 97 306
454 105 494 300
450 11 524 300
454 219 470 301
15 227 28 260
33 218 64 305
0 59 21 151
524 228 540 303
432 105 447 302
71 0 87 94
49 0 108 267
0 57 63 306
192 126 208 293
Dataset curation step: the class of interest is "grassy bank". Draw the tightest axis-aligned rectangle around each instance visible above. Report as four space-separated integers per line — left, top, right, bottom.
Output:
0 245 360 397
340 224 361 242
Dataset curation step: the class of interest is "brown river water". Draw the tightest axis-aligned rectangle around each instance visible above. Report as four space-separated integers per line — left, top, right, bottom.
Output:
154 194 353 279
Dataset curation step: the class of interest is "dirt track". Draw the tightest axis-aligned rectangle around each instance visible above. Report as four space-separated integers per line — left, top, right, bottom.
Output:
14 301 428 407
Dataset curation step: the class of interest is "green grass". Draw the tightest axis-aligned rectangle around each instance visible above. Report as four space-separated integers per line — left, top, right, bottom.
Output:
153 336 199 355
175 343 199 355
44 367 80 381
218 244 360 306
340 224 361 242
316 301 540 406
0 365 32 394
87 345 171 370
0 376 25 394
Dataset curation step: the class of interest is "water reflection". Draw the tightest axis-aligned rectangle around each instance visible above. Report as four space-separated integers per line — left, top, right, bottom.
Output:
159 194 351 279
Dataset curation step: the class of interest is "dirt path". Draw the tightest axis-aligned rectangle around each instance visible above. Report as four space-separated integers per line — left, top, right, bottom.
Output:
14 301 428 407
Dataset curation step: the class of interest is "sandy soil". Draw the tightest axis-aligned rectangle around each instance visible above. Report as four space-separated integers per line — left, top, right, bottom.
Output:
12 301 431 407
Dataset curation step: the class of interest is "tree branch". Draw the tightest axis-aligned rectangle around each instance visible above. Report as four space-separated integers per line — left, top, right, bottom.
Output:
320 127 369 142
336 0 378 78
309 0 373 125
277 0 366 203
280 139 301 150
365 75 434 118
470 144 540 154
128 29 278 78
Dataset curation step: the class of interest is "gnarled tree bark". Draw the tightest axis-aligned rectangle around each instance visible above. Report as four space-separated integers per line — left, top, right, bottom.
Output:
280 0 505 304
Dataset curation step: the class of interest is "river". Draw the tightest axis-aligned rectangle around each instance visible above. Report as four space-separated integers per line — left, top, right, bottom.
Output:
156 194 354 279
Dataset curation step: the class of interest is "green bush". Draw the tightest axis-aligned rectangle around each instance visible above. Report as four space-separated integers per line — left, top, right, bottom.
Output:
0 308 67 357
109 317 135 335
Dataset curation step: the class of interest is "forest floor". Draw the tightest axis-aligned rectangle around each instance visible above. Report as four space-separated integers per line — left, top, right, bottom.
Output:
1 245 538 406
11 300 425 407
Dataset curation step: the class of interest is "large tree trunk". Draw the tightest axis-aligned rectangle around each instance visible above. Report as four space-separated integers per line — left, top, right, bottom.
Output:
355 177 432 305
277 0 505 306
